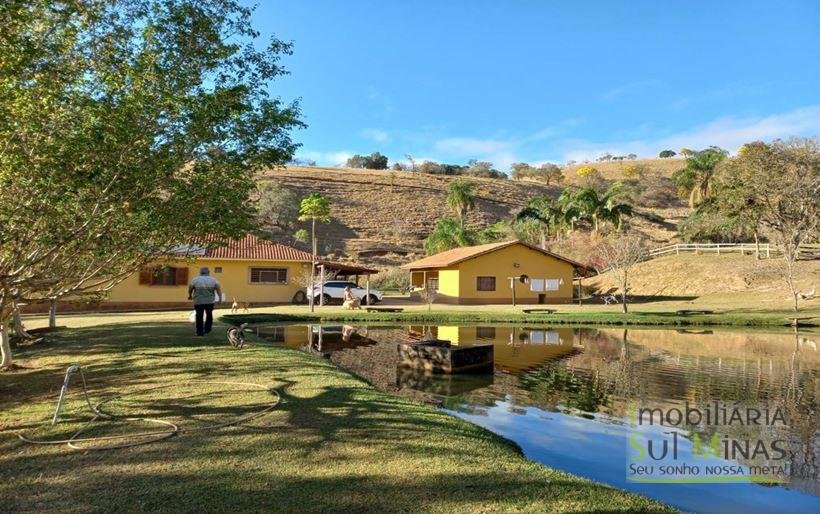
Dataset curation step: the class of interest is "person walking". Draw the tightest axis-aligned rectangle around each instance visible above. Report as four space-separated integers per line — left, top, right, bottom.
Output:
188 267 222 336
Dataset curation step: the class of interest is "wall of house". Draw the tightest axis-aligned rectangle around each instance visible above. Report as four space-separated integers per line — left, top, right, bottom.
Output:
454 244 575 304
106 258 311 307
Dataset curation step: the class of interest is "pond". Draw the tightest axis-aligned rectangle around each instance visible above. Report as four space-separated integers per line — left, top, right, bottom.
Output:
253 323 819 514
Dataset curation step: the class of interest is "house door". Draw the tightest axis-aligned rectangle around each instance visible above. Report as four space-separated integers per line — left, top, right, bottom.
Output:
538 294 546 304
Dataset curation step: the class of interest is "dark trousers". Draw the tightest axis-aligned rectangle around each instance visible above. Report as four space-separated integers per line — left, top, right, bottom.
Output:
194 303 214 336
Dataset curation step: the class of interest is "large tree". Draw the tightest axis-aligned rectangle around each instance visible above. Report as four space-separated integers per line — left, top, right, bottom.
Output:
0 0 303 367
712 138 819 311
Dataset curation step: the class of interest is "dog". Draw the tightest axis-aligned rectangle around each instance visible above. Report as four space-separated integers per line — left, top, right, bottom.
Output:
227 323 248 349
342 298 361 310
231 297 251 313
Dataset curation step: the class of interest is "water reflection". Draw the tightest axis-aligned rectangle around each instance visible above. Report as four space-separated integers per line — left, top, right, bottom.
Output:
255 323 819 513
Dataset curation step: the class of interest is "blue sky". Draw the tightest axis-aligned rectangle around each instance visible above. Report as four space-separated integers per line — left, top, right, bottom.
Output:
251 0 819 170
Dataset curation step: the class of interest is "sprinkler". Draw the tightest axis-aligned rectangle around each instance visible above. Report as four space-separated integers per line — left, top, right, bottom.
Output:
18 364 280 451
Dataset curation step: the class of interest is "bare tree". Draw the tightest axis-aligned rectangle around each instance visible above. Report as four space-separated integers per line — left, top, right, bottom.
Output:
593 234 647 313
417 285 438 311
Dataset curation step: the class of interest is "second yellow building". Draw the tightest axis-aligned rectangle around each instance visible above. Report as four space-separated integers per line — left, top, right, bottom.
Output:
403 240 583 305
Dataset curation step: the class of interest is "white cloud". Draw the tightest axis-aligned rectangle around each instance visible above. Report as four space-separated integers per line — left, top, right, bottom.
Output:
558 104 820 162
360 128 390 143
601 79 663 101
297 150 353 166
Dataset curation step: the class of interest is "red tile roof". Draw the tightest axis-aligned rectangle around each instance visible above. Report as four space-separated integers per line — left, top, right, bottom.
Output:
202 234 314 261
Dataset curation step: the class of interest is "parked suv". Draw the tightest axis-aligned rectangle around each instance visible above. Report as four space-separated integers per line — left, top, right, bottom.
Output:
310 281 383 305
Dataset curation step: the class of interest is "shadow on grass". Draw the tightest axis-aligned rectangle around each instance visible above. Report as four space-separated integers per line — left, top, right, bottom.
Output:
0 320 673 513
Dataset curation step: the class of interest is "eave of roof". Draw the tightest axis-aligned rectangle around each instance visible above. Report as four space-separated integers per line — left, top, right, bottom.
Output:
402 240 587 271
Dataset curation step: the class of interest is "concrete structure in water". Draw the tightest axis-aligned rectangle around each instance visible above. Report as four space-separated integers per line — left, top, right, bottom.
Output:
402 240 585 305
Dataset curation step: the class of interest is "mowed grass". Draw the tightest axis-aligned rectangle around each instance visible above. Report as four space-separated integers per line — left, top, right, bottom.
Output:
0 316 674 513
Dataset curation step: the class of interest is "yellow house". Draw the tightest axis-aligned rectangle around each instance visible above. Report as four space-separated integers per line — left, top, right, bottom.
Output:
99 234 375 311
403 240 583 305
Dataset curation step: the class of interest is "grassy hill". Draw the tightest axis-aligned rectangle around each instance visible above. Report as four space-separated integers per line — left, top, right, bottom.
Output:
257 161 689 267
589 253 819 310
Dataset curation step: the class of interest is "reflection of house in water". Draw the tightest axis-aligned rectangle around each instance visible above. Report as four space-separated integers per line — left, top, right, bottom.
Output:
304 325 380 356
408 325 581 373
253 324 379 356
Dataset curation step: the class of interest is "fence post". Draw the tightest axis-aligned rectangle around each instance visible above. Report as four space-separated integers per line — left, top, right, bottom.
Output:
717 245 720 256
766 245 770 259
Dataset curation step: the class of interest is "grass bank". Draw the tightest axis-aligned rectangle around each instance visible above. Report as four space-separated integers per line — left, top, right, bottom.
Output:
0 317 672 512
222 308 812 328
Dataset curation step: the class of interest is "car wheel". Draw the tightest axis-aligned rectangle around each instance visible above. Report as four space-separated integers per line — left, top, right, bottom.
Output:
322 293 333 305
365 294 379 305
292 290 307 304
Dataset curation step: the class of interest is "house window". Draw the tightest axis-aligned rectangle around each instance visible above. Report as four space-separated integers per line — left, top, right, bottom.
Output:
427 278 439 291
139 266 188 286
249 267 288 284
214 267 223 273
476 327 496 339
476 276 496 291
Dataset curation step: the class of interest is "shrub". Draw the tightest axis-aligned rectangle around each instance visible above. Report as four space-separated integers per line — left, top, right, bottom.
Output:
371 267 410 292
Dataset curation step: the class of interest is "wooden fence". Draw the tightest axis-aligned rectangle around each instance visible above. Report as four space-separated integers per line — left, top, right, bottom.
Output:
647 243 820 260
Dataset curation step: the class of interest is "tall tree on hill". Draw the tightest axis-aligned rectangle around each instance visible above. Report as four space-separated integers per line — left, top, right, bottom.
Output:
345 152 389 169
0 0 303 368
711 138 819 311
673 147 728 208
446 179 477 228
298 193 331 312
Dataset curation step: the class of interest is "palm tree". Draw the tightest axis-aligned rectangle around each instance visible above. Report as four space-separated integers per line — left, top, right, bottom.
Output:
557 188 582 236
424 217 474 255
673 147 728 208
515 195 564 248
601 184 634 232
573 183 633 235
298 193 331 312
446 179 477 228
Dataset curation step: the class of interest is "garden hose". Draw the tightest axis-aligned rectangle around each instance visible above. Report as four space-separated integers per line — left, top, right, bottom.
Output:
17 367 281 451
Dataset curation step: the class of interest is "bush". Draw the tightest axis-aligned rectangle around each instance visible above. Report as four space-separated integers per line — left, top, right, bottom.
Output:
370 267 410 292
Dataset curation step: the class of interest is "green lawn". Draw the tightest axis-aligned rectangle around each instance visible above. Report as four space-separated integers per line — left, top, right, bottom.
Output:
0 316 674 513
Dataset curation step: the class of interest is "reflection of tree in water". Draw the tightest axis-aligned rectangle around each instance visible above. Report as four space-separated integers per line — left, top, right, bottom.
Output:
520 365 609 413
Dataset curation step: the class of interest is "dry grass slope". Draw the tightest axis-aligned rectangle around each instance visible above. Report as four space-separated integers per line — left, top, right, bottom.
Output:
257 163 687 266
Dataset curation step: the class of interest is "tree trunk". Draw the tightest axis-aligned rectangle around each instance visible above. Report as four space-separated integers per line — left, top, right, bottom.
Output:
49 299 58 328
0 321 11 369
540 229 547 250
621 272 629 313
784 244 799 312
309 218 316 312
13 309 34 339
754 229 760 260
